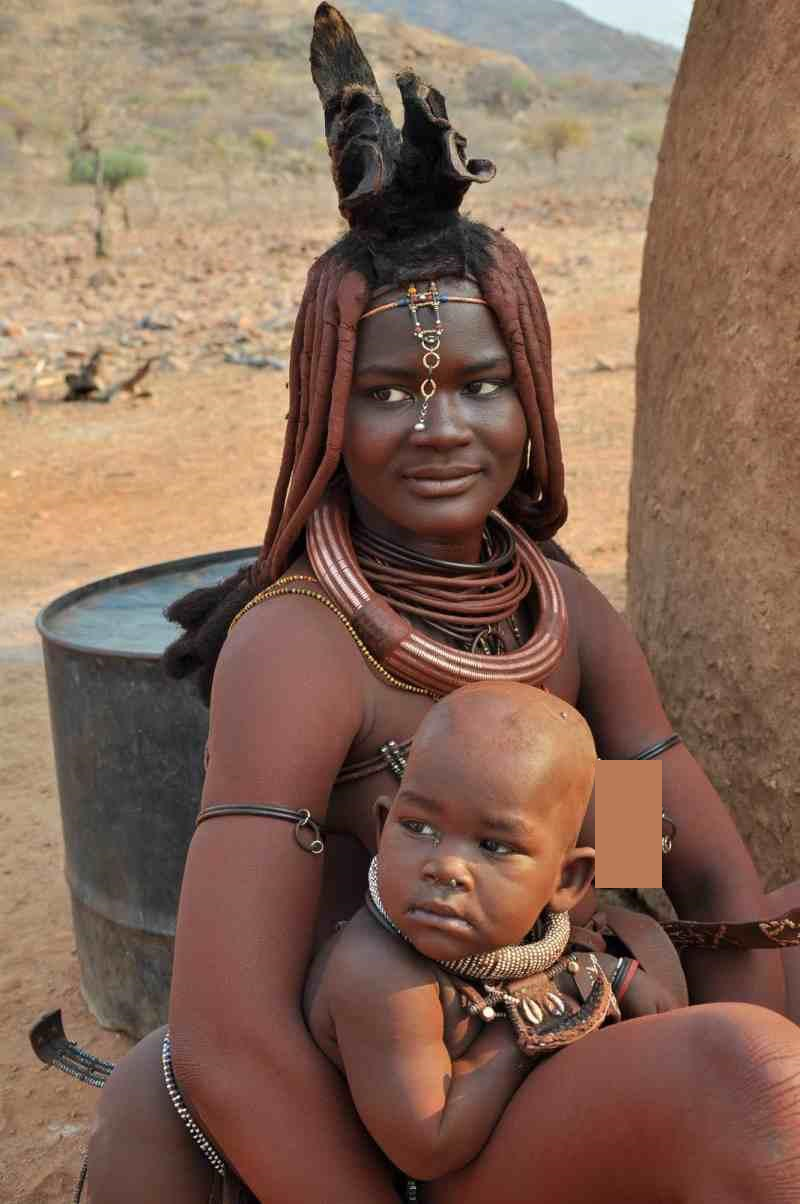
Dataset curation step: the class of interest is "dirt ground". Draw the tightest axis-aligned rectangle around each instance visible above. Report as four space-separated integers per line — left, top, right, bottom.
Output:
0 201 645 1202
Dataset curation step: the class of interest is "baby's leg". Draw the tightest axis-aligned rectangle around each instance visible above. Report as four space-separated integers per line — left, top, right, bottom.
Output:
430 1003 800 1204
766 880 800 1024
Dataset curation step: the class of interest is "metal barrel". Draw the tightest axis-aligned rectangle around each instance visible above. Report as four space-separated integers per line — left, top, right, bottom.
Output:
37 548 258 1039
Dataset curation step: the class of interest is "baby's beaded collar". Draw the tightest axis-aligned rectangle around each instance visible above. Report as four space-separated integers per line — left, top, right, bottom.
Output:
366 855 571 982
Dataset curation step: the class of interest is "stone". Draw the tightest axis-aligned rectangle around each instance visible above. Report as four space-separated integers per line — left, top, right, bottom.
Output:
88 268 116 289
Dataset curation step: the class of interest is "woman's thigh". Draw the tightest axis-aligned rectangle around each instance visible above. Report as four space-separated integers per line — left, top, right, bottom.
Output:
85 1026 217 1204
430 1003 800 1204
766 880 800 1024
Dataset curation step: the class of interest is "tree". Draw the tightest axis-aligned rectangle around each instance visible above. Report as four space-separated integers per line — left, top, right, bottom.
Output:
67 75 141 256
525 116 589 166
69 147 148 230
465 60 541 117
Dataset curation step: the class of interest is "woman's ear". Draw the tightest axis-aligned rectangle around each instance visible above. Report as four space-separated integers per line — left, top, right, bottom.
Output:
549 847 595 914
373 796 392 847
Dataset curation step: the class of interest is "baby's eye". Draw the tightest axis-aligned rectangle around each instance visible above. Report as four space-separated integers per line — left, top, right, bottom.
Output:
402 819 439 838
369 386 413 405
480 838 515 856
463 380 503 398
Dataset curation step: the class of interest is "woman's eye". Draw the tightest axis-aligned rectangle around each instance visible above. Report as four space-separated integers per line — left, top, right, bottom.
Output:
480 838 514 856
369 386 413 405
463 380 503 398
402 820 438 838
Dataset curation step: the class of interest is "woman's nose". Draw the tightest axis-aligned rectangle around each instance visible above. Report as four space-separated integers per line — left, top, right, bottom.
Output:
409 388 472 447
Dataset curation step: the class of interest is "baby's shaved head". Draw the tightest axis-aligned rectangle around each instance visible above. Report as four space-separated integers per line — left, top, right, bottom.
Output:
405 683 596 851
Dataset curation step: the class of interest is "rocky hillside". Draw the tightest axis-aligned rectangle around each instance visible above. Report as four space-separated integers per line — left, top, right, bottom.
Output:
352 0 680 84
0 0 545 165
0 0 669 238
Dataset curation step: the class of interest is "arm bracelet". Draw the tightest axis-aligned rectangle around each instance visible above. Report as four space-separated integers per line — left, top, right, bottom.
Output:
196 804 325 854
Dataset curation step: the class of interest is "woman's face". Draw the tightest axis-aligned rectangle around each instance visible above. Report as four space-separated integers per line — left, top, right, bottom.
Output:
342 277 528 558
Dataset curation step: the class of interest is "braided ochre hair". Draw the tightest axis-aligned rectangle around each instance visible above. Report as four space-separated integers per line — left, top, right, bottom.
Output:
164 5 569 701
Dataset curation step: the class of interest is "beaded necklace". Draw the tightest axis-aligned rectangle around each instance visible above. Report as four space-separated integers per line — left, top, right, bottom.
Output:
306 482 567 694
367 856 570 981
351 517 526 655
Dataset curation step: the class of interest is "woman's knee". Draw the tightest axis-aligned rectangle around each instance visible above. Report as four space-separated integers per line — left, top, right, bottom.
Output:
86 1026 215 1203
686 1004 800 1200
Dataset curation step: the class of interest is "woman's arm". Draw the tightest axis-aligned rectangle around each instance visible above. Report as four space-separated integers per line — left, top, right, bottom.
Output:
331 928 531 1181
562 565 786 1013
168 596 400 1202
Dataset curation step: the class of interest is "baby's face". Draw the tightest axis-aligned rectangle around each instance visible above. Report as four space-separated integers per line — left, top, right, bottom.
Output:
377 750 573 962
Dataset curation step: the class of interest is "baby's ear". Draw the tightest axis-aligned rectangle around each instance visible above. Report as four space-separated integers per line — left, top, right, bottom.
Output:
549 847 595 914
373 796 392 846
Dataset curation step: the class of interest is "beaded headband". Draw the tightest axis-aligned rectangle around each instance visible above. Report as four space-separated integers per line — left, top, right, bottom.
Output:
359 281 489 431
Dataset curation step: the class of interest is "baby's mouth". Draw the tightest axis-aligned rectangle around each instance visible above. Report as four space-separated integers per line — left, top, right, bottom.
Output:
407 899 473 933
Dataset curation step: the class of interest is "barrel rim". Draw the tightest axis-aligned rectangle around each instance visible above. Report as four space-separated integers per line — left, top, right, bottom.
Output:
35 546 259 661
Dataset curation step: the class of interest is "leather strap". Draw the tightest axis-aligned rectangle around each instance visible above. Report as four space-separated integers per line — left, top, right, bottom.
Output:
599 904 689 1007
663 908 800 952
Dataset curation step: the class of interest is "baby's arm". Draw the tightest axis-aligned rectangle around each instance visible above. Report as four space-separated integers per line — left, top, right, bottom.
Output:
329 921 531 1181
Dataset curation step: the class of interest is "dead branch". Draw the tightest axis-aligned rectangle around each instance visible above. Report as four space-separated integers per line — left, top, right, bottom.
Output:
94 357 156 403
63 348 104 400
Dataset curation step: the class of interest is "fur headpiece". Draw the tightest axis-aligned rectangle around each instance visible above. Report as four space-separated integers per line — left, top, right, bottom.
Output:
311 3 495 236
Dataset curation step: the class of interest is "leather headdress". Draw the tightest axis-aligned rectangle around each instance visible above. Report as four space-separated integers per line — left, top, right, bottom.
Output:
310 3 496 235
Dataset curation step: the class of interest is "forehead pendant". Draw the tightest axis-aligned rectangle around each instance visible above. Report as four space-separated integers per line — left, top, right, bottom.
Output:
406 282 443 431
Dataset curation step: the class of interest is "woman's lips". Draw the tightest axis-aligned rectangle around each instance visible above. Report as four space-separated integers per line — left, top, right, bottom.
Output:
403 466 482 498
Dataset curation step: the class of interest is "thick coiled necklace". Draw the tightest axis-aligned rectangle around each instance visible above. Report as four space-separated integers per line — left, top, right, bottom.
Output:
367 856 570 981
306 482 567 694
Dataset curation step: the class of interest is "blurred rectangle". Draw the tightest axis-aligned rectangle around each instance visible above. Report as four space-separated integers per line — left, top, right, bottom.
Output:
594 760 662 888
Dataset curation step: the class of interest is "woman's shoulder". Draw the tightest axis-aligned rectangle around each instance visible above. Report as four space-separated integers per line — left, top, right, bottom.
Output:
549 558 634 652
205 560 371 798
221 554 363 671
211 556 370 733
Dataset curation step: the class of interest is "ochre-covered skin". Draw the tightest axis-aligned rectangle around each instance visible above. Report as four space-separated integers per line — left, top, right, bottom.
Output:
85 274 798 1203
84 5 800 1202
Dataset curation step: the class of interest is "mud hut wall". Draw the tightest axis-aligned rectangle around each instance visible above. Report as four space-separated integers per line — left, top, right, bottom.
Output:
628 0 800 888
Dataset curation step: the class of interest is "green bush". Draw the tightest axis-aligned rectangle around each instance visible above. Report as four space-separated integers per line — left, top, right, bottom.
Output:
0 98 33 145
172 88 211 106
68 148 148 191
250 128 277 156
525 117 590 164
148 126 178 146
626 126 661 153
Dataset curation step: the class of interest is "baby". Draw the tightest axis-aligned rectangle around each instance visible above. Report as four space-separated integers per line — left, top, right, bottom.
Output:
304 682 683 1186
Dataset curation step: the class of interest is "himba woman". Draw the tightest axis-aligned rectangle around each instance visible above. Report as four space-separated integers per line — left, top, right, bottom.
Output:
84 6 800 1202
